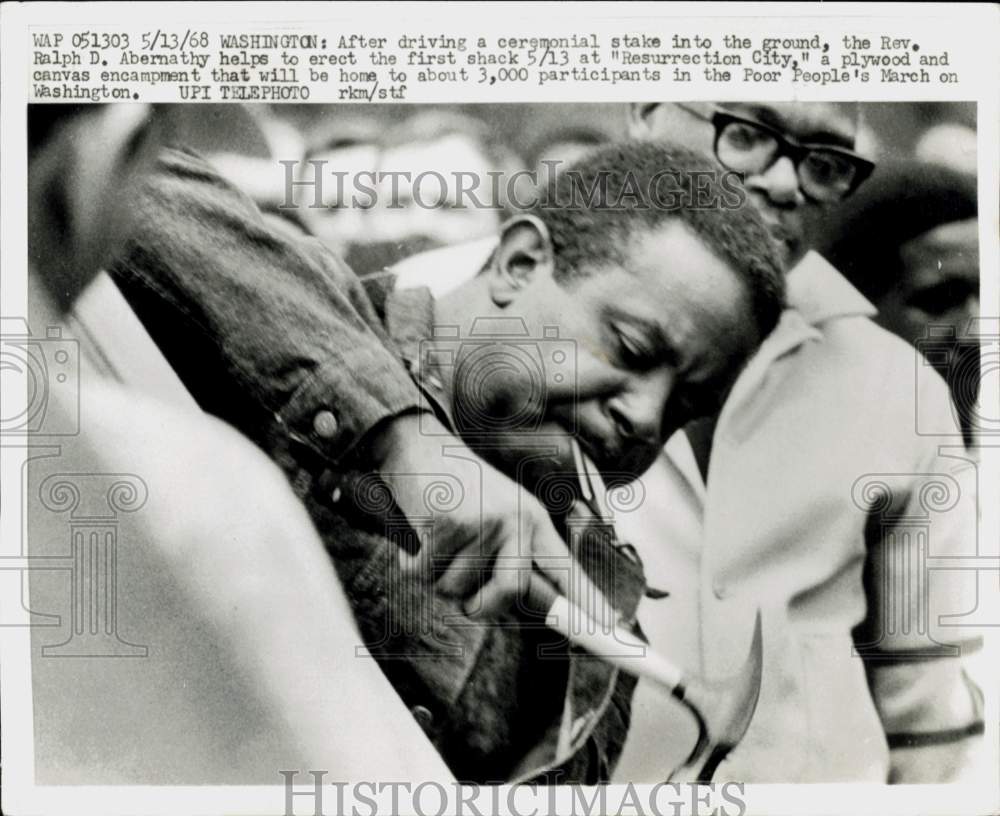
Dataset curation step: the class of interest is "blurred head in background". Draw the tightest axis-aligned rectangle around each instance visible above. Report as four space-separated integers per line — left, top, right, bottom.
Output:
296 109 521 274
514 124 611 205
915 122 978 177
820 160 978 348
297 115 384 254
529 125 609 172
346 110 522 274
820 159 979 443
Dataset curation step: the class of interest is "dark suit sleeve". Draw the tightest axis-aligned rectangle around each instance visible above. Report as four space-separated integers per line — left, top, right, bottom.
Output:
110 146 423 464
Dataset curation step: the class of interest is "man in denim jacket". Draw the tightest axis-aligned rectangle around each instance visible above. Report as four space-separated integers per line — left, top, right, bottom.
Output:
109 139 784 782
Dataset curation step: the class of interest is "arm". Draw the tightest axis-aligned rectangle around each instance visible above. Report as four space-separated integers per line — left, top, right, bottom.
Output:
110 146 423 465
860 373 984 783
110 148 602 618
109 149 621 781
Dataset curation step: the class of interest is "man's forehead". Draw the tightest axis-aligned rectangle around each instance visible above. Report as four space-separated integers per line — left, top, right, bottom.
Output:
616 223 752 335
719 101 859 148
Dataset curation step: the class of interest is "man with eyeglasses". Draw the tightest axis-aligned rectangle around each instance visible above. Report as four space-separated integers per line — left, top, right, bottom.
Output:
616 102 983 783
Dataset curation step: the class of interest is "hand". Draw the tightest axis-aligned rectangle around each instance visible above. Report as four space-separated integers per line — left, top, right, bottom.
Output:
370 412 612 621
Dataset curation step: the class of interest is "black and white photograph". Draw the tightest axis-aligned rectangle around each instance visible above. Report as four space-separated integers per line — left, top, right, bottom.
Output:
1 4 998 816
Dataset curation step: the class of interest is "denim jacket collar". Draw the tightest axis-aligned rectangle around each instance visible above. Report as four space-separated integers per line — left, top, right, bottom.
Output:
382 283 458 428
383 283 436 366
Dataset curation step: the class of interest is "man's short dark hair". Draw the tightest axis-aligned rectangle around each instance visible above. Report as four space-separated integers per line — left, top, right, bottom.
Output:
530 140 786 340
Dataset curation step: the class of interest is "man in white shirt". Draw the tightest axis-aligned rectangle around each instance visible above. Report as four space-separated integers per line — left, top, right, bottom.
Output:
394 103 985 784
613 101 983 783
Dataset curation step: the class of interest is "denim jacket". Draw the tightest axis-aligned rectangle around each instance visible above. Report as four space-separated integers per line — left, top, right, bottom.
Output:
110 147 647 783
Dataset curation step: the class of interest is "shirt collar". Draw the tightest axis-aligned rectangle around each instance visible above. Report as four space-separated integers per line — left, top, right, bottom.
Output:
384 284 436 370
383 284 457 426
710 252 875 444
786 250 877 326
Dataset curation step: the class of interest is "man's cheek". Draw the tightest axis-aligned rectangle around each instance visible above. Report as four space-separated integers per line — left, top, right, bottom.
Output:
469 425 577 493
528 421 577 470
601 443 660 489
545 399 577 431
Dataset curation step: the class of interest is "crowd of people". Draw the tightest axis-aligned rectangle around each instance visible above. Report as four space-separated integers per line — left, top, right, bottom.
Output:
26 99 984 786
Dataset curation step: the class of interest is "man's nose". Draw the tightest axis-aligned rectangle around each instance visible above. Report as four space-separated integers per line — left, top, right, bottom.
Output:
748 154 802 207
606 372 673 447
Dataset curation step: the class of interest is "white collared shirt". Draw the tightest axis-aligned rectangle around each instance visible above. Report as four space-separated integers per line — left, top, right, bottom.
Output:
612 252 980 783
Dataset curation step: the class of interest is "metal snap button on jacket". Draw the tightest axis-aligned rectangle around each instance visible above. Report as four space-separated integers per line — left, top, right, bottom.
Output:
411 704 434 730
312 410 339 439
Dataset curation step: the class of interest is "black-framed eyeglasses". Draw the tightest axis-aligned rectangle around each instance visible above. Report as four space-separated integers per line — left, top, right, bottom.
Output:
679 105 875 203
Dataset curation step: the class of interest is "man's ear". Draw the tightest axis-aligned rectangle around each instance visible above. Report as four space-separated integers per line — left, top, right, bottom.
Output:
489 214 555 307
627 103 663 139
